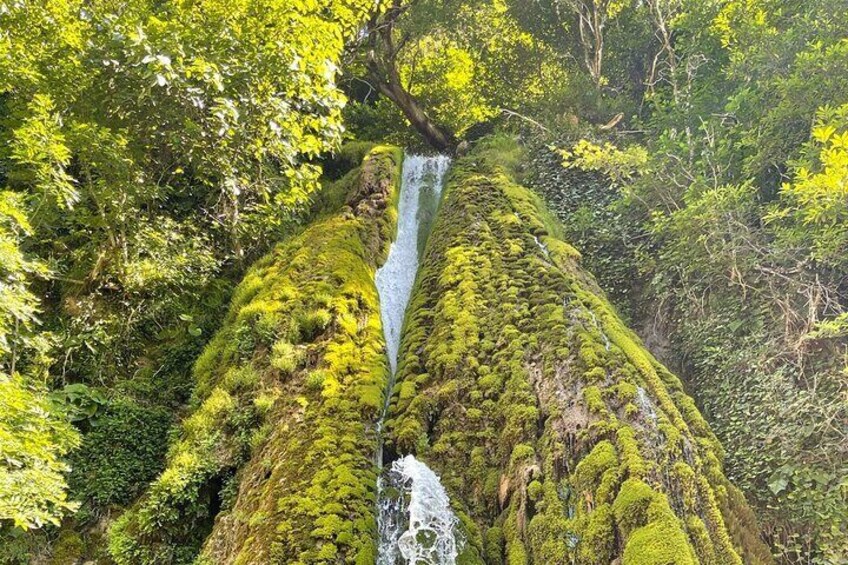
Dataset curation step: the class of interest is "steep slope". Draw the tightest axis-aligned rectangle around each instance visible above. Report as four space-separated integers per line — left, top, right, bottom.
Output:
384 137 773 564
108 147 401 564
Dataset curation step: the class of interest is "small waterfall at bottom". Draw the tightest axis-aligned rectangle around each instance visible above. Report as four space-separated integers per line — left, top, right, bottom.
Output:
377 456 460 565
374 154 460 564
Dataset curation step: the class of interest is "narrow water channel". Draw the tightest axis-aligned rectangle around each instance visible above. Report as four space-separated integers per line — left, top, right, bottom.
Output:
373 155 461 565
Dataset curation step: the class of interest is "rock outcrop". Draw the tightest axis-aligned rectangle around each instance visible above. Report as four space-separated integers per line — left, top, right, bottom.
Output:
109 147 402 564
108 138 771 564
384 136 773 564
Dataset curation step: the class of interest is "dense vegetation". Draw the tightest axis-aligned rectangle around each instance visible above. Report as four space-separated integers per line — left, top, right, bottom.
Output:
345 1 848 561
0 0 374 540
1 0 845 563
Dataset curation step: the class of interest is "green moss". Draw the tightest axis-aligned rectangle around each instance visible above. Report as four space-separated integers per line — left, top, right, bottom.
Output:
582 385 607 415
383 136 770 565
615 381 638 403
222 365 260 392
526 476 572 562
484 526 505 565
50 530 85 564
584 366 607 383
579 503 615 564
455 512 486 565
612 478 659 537
612 479 698 565
296 308 332 341
269 341 304 375
622 515 697 565
504 504 529 565
573 441 617 496
615 426 648 479
109 147 402 564
527 480 544 502
685 515 719 565
510 444 536 467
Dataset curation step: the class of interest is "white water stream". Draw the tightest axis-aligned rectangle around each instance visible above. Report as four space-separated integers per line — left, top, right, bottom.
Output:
377 455 460 565
374 154 460 565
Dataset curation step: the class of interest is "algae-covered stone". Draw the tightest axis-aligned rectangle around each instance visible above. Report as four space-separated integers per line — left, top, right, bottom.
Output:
384 135 773 564
108 147 402 564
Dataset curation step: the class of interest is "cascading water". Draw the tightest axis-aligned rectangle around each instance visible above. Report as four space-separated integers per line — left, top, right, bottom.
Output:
375 154 449 380
374 154 460 565
377 455 460 565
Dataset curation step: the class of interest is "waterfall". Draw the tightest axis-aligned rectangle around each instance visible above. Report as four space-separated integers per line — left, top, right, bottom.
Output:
375 154 449 379
374 154 449 441
377 455 460 565
375 154 460 565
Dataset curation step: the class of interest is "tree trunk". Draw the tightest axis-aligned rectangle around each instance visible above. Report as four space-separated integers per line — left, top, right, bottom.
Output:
364 0 458 154
367 59 457 153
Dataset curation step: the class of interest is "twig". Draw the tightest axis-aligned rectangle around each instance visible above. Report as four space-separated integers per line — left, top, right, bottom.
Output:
500 108 550 133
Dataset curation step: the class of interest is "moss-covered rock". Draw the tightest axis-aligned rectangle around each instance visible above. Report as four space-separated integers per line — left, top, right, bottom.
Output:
108 147 402 564
384 135 773 564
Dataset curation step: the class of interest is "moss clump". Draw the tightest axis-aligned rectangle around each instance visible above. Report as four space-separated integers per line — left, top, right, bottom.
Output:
573 441 617 496
579 503 615 565
622 516 697 565
109 147 402 564
612 478 662 536
611 479 700 565
385 135 772 564
50 530 85 564
269 340 305 376
484 526 505 565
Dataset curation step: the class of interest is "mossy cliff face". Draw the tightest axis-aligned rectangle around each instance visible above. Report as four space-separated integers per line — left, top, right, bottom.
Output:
384 137 773 565
108 147 402 565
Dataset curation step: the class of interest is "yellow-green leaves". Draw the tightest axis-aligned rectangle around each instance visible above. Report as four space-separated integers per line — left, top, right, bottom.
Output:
558 139 648 182
770 104 848 263
0 372 81 530
0 191 48 366
10 95 77 209
400 37 498 135
1 0 382 264
712 0 773 50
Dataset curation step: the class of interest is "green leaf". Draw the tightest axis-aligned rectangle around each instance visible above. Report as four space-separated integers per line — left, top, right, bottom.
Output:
769 476 789 495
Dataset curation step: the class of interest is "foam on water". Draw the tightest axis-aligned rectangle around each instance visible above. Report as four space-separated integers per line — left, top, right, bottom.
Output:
377 455 460 565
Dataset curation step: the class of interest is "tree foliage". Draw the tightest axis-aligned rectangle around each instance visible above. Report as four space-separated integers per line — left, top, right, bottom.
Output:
0 0 382 547
0 373 80 531
771 104 848 266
